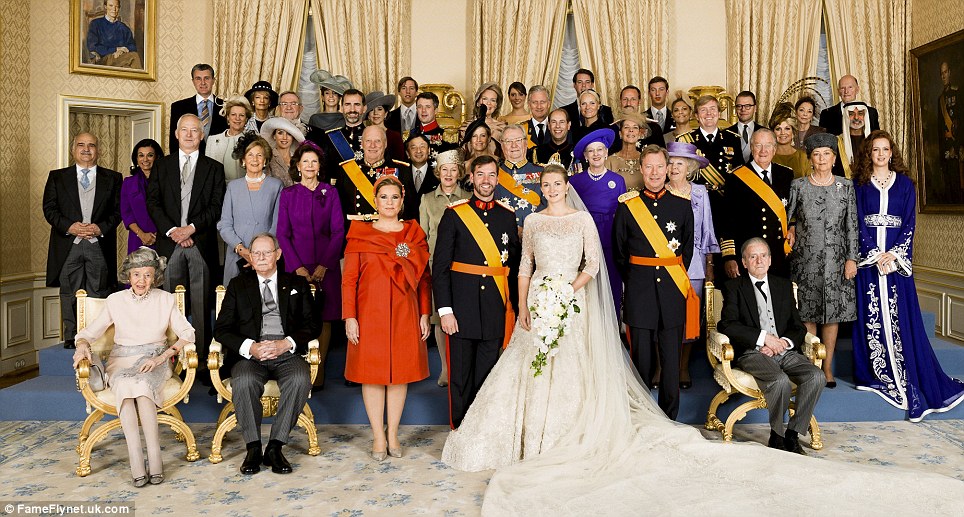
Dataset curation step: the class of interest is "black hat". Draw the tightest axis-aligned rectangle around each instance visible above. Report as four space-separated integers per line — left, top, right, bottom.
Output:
460 116 490 147
244 81 279 110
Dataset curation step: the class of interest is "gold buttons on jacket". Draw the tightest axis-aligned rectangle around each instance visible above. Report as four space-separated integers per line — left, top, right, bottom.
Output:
481 285 486 290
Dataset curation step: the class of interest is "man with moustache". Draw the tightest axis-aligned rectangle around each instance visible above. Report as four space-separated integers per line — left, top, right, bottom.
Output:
307 88 366 179
495 125 546 230
835 102 871 178
818 75 881 136
613 145 696 420
332 125 409 222
432 155 521 429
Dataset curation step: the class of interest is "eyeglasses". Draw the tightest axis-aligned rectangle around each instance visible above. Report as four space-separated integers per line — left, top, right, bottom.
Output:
279 102 301 107
503 137 526 145
251 250 277 258
751 143 775 150
735 104 756 110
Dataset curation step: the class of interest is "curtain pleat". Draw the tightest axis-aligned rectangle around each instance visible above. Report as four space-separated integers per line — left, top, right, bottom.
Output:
571 0 668 108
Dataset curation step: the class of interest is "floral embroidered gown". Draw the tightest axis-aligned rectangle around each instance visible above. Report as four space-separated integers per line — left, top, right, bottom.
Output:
853 173 964 421
442 211 600 471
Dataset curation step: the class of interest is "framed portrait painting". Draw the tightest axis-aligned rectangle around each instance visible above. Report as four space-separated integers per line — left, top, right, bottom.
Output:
911 28 964 213
69 0 156 81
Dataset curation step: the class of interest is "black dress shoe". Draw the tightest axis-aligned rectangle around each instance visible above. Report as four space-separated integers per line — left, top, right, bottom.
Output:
64 340 76 349
345 380 360 387
784 431 807 455
767 430 784 449
240 446 262 475
679 380 693 390
263 444 292 474
825 380 837 389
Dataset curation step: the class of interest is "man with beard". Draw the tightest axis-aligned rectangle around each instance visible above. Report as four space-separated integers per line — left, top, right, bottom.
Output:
308 89 366 181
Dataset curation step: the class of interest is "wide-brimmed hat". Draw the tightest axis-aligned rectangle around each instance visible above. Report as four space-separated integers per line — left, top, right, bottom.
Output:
573 128 616 158
666 141 709 169
614 110 649 129
310 69 354 96
244 81 279 110
460 116 490 147
259 116 305 145
364 91 397 118
804 132 838 156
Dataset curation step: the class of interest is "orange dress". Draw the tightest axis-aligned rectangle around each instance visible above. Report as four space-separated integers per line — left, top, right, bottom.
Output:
342 220 432 384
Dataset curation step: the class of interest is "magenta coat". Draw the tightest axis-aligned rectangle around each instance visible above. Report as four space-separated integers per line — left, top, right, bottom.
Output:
120 169 158 253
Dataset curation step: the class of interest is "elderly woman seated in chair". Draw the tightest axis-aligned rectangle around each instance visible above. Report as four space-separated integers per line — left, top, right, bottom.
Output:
72 247 195 487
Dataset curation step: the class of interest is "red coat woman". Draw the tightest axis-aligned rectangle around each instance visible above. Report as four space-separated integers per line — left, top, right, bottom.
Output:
342 175 431 460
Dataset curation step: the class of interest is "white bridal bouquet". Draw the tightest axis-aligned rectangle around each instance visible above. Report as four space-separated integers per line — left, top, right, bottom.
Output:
529 273 580 377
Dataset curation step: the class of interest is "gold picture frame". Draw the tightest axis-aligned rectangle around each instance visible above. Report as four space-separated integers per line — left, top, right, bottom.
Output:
910 28 964 213
69 0 156 81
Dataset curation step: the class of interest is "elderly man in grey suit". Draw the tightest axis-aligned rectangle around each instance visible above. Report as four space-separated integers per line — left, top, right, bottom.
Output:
718 238 825 455
214 232 318 475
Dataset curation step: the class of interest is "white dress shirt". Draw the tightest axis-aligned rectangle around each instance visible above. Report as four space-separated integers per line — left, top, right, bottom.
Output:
239 269 298 359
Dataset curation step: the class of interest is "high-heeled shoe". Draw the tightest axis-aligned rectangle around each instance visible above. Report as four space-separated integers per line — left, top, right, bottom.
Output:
437 378 448 387
825 380 837 389
132 476 148 488
388 447 403 458
371 449 388 461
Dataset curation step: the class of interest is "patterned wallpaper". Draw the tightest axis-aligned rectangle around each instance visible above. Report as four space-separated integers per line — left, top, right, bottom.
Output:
911 0 964 273
15 0 212 277
0 0 32 277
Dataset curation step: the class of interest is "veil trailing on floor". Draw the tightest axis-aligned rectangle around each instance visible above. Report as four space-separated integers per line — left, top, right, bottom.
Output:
479 186 964 515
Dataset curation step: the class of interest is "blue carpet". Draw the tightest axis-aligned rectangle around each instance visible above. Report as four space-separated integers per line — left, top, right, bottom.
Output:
6 315 963 424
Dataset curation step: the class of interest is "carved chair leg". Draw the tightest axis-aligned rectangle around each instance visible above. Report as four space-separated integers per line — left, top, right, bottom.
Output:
298 411 321 456
808 415 823 450
77 410 105 454
724 398 767 443
75 419 122 477
158 414 200 461
705 390 731 432
216 403 234 428
209 414 238 464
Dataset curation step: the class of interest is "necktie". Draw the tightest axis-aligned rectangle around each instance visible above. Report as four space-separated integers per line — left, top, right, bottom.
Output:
761 169 770 184
414 168 423 191
656 110 665 126
536 123 544 143
262 279 277 311
405 110 414 132
80 168 91 189
755 280 767 301
199 100 211 135
742 124 749 144
181 156 191 185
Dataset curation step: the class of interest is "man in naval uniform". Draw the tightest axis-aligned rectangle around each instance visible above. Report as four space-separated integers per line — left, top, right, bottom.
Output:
613 145 695 421
332 125 409 223
495 124 546 231
432 154 521 429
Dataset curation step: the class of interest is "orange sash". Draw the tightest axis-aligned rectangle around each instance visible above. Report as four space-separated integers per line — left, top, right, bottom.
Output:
497 170 542 207
732 166 792 255
451 203 515 347
625 197 700 340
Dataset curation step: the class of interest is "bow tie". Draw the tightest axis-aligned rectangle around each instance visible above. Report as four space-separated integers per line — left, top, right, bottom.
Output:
474 200 495 210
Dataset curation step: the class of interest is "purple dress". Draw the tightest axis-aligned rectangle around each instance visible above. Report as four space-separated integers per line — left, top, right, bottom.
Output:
277 182 346 321
120 169 157 253
569 170 627 316
685 183 720 296
852 174 964 421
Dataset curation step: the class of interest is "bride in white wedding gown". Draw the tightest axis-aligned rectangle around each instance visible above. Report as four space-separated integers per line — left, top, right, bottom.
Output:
441 165 964 516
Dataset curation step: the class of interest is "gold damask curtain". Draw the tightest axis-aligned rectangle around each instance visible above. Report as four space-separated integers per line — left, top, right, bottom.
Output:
311 0 411 94
68 112 131 173
725 0 823 125
471 0 568 112
212 0 308 97
823 0 908 151
571 0 668 108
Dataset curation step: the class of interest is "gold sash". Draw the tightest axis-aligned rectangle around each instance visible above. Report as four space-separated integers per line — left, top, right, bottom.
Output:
677 132 725 188
452 203 515 347
624 196 699 340
732 166 791 255
497 170 542 207
340 159 375 206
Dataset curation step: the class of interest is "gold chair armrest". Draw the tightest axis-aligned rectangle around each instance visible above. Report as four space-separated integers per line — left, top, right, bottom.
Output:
75 359 91 391
206 340 232 403
179 343 198 370
803 334 826 367
306 339 320 365
707 331 733 362
207 341 222 371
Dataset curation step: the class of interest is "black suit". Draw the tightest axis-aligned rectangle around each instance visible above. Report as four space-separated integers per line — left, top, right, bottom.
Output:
717 275 823 436
818 102 880 136
724 121 764 163
386 105 416 134
432 197 521 428
719 162 793 278
645 107 675 133
613 189 693 420
169 95 227 153
563 101 614 131
42 165 122 342
398 163 440 222
147 152 226 362
214 270 317 443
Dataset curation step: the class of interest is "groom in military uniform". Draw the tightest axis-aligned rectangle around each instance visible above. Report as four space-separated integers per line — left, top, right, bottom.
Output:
433 155 521 429
614 145 696 421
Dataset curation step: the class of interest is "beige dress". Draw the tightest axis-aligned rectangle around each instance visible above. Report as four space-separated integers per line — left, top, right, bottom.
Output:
75 289 195 405
773 149 810 179
606 154 644 191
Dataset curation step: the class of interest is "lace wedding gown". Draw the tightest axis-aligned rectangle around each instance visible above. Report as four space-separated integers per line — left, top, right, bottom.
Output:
442 190 964 516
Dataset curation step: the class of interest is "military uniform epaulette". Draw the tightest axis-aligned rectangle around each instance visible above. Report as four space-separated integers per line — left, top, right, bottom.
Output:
721 127 740 137
495 199 516 211
447 198 470 208
393 159 411 167
326 126 345 133
618 190 640 203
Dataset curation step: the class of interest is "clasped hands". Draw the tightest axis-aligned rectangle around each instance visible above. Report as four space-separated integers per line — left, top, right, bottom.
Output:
760 334 789 357
250 340 291 361
295 265 327 283
169 225 196 248
68 222 102 240
875 252 899 275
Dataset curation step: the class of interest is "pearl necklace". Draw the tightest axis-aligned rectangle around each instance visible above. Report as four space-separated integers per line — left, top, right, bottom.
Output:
245 173 266 183
809 172 835 187
872 170 895 188
588 169 606 181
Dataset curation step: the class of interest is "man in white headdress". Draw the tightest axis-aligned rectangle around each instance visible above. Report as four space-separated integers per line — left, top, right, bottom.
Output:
834 101 871 178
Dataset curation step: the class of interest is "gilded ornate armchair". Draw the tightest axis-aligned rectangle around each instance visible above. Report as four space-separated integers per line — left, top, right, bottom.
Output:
414 83 466 144
74 286 200 477
207 285 321 463
704 281 825 450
